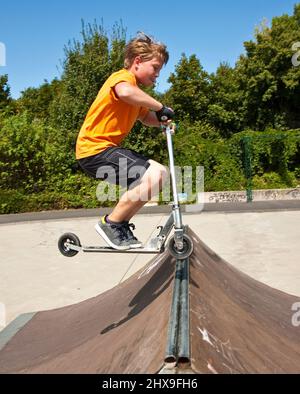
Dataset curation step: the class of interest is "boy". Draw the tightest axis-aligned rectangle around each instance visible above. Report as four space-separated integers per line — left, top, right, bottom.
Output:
76 32 174 250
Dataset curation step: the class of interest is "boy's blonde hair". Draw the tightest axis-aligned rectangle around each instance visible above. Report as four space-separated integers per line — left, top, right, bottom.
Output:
124 32 169 69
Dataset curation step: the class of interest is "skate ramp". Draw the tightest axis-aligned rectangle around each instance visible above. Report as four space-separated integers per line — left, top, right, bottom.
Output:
188 229 300 373
0 251 175 373
1 229 300 373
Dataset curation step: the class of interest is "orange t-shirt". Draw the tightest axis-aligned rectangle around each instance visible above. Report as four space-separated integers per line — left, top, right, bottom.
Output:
76 69 149 159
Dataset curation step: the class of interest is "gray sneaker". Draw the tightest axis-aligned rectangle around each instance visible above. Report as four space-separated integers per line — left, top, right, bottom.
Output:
95 216 131 250
123 222 143 249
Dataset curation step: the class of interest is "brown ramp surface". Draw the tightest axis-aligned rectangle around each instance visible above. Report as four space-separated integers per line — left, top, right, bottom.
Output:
0 251 175 373
188 229 300 373
1 228 300 374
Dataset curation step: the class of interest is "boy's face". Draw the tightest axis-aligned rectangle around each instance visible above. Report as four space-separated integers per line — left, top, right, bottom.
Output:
133 56 164 87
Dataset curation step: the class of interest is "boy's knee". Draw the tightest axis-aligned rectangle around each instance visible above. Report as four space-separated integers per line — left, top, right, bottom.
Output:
143 161 169 190
153 163 168 181
159 165 169 186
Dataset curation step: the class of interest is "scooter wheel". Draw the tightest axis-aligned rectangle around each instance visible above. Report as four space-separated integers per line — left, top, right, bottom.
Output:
58 233 81 257
168 234 194 260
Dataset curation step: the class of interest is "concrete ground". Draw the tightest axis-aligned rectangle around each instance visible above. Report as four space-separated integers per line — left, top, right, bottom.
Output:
0 205 300 330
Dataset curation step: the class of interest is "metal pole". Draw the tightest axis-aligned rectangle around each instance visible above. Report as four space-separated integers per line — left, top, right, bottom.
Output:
165 126 183 229
242 136 253 203
164 259 182 365
177 258 190 364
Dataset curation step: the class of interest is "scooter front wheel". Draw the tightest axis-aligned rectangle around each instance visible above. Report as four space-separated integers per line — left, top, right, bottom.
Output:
168 234 194 260
58 233 81 257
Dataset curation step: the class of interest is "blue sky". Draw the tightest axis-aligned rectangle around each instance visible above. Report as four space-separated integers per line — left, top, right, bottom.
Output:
0 0 297 98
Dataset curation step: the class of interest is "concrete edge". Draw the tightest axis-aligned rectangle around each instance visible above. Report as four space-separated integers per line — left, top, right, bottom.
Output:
1 200 300 224
0 313 36 352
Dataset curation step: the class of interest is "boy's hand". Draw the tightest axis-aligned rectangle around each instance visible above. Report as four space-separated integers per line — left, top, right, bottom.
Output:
155 106 175 122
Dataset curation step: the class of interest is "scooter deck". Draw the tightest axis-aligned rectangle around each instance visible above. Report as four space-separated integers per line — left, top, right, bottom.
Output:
83 246 163 254
66 243 163 254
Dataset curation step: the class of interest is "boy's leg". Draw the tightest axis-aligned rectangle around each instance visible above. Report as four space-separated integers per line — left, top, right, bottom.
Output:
108 160 168 222
79 149 166 249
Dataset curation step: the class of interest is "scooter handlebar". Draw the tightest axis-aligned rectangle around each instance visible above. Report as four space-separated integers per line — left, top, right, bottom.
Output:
161 123 176 134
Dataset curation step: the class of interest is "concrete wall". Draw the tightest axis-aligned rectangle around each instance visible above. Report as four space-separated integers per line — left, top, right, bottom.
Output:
201 188 300 203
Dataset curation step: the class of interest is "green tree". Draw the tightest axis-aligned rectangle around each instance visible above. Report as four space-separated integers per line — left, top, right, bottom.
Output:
0 74 11 108
16 78 62 121
0 112 55 191
49 20 126 143
207 62 244 137
0 74 16 126
166 54 210 122
236 4 300 130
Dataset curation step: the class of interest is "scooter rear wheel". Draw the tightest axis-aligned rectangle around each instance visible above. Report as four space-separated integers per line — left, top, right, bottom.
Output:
58 233 81 257
168 234 194 260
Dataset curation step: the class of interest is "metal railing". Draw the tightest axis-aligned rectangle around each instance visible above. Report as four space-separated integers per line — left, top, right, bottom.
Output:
241 132 300 202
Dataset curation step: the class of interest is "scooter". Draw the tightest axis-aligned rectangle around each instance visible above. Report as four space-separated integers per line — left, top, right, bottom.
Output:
58 125 194 260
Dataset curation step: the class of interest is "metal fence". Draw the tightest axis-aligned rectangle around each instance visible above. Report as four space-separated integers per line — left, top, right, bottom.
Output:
241 133 300 202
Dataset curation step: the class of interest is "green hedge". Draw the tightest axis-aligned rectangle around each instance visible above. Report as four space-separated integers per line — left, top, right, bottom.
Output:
0 114 299 214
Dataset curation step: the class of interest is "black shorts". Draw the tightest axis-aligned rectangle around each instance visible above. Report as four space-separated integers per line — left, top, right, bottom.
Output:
78 147 150 188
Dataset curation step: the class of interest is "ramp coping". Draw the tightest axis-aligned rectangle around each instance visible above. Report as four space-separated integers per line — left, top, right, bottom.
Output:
0 313 36 352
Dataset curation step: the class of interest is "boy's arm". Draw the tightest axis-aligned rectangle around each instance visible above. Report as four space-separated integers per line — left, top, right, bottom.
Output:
114 82 163 111
138 110 162 127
